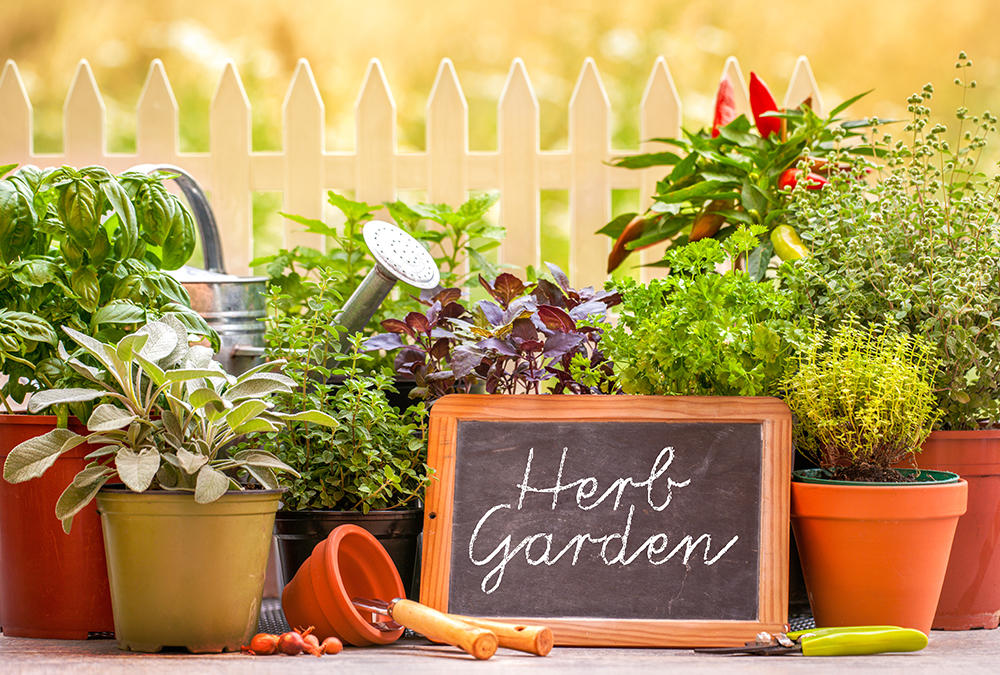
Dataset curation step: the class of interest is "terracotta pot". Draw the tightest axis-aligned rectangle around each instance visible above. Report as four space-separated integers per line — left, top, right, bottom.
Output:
791 470 967 634
916 430 1000 629
273 509 422 595
281 524 404 646
0 414 114 638
98 488 280 653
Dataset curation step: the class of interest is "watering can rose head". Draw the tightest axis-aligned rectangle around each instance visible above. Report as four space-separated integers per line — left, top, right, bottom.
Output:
1 316 337 533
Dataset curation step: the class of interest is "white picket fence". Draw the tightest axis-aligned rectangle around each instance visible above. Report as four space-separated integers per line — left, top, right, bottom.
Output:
0 56 822 287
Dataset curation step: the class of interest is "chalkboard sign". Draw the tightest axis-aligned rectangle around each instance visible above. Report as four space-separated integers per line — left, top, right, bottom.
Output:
419 395 792 647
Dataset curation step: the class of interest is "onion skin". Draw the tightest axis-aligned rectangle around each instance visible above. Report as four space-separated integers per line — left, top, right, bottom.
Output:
278 631 306 655
248 633 278 655
321 637 344 655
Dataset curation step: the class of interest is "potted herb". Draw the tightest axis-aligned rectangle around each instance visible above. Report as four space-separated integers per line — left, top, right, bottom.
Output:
2 317 334 652
260 272 431 594
599 72 873 279
0 164 214 639
784 323 967 634
365 263 622 400
601 226 802 397
782 53 1000 629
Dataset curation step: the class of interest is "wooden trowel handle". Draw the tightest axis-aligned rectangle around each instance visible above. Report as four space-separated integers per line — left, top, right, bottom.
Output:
391 599 498 660
448 615 554 656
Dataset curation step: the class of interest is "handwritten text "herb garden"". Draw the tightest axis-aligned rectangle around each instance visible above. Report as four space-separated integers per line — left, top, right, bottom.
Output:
468 447 740 593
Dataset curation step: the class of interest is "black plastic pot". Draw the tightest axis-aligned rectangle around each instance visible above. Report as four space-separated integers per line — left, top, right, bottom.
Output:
273 509 423 598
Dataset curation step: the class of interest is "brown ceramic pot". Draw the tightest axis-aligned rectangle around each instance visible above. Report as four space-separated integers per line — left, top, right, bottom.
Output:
915 430 1000 630
0 414 114 638
281 524 405 646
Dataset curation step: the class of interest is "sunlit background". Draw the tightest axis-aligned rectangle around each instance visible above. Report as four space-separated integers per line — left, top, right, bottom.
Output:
3 0 999 270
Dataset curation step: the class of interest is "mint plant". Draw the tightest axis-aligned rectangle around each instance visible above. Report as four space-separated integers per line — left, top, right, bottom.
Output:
782 53 1000 429
2 317 334 532
603 226 804 396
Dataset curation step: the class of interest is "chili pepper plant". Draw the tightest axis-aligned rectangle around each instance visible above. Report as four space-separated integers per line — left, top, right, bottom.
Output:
600 71 876 279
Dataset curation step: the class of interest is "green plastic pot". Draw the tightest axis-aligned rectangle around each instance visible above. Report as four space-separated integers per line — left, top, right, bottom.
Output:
96 487 281 653
793 468 960 486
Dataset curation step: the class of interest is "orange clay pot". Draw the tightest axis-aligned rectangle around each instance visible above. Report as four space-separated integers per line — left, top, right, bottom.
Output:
281 524 404 646
0 414 114 638
914 431 1000 630
791 472 967 635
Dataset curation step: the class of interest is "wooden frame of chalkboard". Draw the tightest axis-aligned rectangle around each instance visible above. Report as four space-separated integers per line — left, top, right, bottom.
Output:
419 394 792 647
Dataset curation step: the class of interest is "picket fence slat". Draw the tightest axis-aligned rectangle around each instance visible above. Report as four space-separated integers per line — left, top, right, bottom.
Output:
64 60 106 166
498 58 540 277
638 57 681 282
136 59 179 161
283 59 326 253
0 61 32 159
568 58 611 289
210 62 253 274
0 54 823 282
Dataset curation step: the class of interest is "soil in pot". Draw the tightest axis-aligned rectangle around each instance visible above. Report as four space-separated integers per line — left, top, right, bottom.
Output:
274 509 422 597
0 414 114 638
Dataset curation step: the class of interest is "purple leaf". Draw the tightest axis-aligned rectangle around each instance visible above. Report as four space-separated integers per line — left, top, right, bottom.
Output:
478 337 518 357
511 317 537 342
439 301 467 321
426 370 455 382
429 337 451 360
381 318 414 337
533 278 566 307
433 287 462 306
477 300 505 326
536 305 575 333
545 262 571 291
451 345 486 378
363 333 405 351
405 312 431 334
430 327 456 339
426 300 442 325
518 339 545 354
543 332 584 358
569 300 610 321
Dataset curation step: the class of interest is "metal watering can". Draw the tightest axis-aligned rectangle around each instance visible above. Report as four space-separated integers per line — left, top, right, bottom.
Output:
132 165 440 372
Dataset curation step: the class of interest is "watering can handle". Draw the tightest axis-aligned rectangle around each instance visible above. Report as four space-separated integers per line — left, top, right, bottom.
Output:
126 163 227 274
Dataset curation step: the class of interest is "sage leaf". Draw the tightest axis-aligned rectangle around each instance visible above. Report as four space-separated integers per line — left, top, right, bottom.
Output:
3 429 86 483
273 410 338 427
56 470 112 533
135 320 179 362
115 447 160 492
225 400 270 429
27 387 107 413
175 446 208 475
225 373 295 400
194 464 230 503
87 403 137 432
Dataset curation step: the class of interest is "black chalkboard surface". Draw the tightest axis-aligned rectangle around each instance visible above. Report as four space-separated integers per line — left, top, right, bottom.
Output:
420 395 792 647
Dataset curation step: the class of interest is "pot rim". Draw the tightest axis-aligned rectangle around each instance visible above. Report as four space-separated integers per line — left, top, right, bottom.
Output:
793 468 959 486
928 428 1000 439
99 485 286 496
275 507 423 516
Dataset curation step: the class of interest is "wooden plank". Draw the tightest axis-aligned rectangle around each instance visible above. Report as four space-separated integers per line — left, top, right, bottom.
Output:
355 59 396 206
498 58 539 277
0 60 32 161
420 394 792 647
568 58 610 289
638 57 681 282
784 55 824 115
136 59 178 162
282 58 325 252
427 58 469 281
63 59 105 166
209 62 253 275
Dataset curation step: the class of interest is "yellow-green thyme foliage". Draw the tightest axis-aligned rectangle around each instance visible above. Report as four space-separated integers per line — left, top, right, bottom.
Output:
784 324 939 470
603 228 805 396
782 54 1000 429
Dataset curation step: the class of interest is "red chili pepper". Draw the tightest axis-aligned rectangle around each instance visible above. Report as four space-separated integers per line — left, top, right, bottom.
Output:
711 77 738 138
778 168 828 191
749 72 781 139
607 215 647 273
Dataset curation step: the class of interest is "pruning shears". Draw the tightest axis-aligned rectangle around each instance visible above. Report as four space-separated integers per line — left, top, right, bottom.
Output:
695 625 928 656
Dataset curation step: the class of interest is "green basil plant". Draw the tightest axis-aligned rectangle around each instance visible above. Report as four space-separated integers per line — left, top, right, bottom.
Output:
2 317 336 532
0 164 215 411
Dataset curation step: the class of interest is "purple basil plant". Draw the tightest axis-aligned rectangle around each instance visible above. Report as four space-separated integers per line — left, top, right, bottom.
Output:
363 263 621 400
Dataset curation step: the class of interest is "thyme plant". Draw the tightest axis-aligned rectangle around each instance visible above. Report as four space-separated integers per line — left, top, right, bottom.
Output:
783 324 939 480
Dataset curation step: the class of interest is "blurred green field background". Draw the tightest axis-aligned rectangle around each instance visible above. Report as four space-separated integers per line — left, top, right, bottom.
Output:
2 0 998 273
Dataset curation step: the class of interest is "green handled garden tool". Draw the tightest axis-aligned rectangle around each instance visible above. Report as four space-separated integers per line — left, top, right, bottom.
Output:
695 625 928 656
